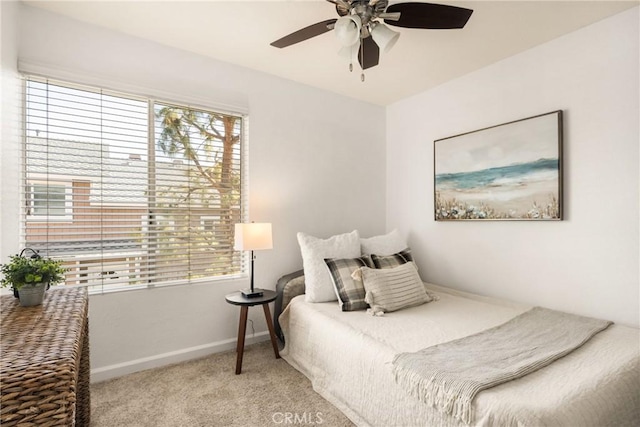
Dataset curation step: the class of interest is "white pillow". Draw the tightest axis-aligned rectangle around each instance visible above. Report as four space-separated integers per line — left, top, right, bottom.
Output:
298 230 361 303
360 229 407 256
361 262 432 316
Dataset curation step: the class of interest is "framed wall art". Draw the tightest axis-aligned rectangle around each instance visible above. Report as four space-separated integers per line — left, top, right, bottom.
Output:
434 110 563 221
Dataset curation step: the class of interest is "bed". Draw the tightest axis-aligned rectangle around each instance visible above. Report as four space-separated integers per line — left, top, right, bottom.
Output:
276 274 640 426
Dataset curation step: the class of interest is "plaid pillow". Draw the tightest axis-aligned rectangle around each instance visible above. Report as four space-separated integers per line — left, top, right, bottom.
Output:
324 256 374 311
371 248 413 269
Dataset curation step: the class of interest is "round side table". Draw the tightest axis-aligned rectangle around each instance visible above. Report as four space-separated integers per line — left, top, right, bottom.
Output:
225 289 281 374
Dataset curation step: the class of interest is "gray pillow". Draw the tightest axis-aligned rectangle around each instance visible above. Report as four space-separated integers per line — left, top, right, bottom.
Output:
361 262 432 316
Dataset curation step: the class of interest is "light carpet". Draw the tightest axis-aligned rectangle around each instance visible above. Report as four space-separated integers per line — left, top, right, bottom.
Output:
91 341 354 426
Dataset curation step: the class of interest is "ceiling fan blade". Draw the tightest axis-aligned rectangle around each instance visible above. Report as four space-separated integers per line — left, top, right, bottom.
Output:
270 19 338 48
327 0 350 16
384 2 473 29
358 37 380 70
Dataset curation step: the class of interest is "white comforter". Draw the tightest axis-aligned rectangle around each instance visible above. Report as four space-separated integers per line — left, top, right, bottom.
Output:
279 284 640 426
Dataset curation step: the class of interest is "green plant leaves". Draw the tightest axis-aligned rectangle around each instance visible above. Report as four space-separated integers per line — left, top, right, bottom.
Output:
0 254 66 289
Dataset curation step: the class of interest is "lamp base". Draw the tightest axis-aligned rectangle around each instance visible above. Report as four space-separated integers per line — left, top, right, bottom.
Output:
241 288 264 298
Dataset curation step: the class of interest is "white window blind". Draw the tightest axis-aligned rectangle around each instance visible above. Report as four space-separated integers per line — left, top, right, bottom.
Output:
23 77 244 292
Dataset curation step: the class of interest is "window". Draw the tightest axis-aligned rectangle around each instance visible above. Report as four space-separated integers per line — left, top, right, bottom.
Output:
28 182 71 218
23 77 245 292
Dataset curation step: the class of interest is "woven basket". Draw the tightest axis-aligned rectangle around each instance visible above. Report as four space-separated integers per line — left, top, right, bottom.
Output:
1 287 90 426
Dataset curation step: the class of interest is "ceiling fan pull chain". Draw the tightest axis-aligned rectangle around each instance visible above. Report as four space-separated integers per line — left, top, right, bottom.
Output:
349 44 354 72
360 35 365 82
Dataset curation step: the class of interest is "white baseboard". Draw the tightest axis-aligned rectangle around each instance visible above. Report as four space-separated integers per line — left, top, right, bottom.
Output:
90 332 270 383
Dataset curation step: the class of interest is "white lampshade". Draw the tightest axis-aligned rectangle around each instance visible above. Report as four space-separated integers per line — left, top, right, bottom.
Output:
370 22 400 54
334 14 362 47
234 223 273 251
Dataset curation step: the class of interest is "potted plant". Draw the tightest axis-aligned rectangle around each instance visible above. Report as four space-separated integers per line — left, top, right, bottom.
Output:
1 253 66 306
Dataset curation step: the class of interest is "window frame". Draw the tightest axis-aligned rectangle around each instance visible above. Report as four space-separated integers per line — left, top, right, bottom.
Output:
21 75 249 294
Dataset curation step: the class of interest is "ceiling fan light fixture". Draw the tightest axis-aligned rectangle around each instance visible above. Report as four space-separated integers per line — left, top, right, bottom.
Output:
338 45 359 62
334 14 362 47
370 22 400 54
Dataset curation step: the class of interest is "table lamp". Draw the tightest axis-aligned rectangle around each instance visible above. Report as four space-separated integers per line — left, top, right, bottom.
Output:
234 222 272 298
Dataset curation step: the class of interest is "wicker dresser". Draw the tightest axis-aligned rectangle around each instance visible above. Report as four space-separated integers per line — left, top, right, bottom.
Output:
1 287 90 426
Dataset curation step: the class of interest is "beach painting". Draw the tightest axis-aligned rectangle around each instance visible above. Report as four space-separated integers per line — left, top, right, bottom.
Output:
434 111 562 221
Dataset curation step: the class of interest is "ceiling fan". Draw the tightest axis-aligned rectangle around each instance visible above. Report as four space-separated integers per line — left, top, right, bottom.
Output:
270 0 473 79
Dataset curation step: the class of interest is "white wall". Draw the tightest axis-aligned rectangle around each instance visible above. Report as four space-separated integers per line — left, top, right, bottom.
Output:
387 7 639 327
1 0 21 260
6 4 386 381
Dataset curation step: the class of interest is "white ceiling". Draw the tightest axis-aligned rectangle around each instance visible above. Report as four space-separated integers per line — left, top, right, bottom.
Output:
25 0 639 105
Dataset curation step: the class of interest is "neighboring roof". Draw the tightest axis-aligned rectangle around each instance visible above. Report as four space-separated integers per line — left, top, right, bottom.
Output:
26 137 192 205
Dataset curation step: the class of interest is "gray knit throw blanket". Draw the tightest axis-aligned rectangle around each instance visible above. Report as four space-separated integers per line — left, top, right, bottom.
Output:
392 307 612 424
